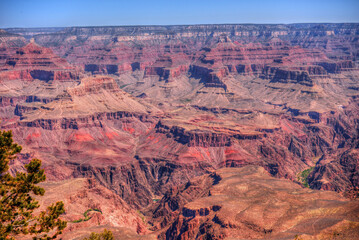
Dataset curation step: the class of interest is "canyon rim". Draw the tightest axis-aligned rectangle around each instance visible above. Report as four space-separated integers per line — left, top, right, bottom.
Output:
1 0 359 239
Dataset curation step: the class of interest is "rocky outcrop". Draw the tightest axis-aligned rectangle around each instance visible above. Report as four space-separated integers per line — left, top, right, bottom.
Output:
145 64 189 82
72 158 213 209
264 67 314 86
1 23 359 240
155 121 263 147
186 34 334 89
145 171 218 229
84 63 132 74
0 42 15 65
0 41 79 81
15 111 153 130
11 76 160 132
5 42 70 68
301 65 327 76
37 178 149 239
315 60 356 73
25 95 54 104
0 96 27 107
14 104 39 116
189 65 228 90
144 54 190 81
0 69 79 81
0 30 26 50
7 24 356 71
156 121 232 147
307 99 359 195
149 166 359 240
235 64 265 75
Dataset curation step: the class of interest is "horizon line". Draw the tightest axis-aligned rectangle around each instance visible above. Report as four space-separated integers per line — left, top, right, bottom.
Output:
3 22 359 30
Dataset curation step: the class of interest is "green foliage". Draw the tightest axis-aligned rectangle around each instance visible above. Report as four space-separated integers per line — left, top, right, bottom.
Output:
0 130 67 239
182 98 192 103
120 84 130 89
0 130 22 174
298 167 314 188
72 208 102 223
137 210 146 224
83 229 113 240
72 218 84 223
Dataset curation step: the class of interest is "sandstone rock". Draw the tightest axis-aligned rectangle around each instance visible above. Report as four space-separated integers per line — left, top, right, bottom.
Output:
149 166 359 240
1 23 359 239
0 41 79 81
35 178 149 240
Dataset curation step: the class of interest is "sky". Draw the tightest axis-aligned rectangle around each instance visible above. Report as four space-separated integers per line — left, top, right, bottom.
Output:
0 0 358 28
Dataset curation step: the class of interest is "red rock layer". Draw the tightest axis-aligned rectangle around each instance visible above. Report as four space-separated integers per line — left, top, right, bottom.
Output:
146 166 359 240
186 36 356 88
36 178 149 240
144 53 190 81
0 41 79 81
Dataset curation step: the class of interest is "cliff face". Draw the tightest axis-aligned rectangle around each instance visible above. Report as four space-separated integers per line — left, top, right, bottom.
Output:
307 99 359 196
264 67 314 86
155 121 232 147
7 88 358 213
1 23 359 239
144 54 190 82
8 23 357 48
315 60 356 73
38 178 149 239
0 42 79 81
147 166 359 240
0 29 27 49
5 23 357 79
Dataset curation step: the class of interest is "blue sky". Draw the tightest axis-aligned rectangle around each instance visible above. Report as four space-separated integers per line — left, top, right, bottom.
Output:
0 0 358 28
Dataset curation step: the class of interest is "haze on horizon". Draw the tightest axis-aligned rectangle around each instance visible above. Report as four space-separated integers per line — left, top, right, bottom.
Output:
0 0 359 28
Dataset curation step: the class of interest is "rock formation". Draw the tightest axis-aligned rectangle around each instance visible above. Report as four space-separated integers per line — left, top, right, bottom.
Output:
1 23 359 239
147 166 359 239
37 178 148 239
0 40 79 81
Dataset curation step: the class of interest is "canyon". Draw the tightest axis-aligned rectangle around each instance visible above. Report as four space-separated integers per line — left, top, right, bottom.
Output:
1 23 359 239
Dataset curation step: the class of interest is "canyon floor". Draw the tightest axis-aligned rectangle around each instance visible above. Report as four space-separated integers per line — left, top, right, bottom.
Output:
1 24 359 239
